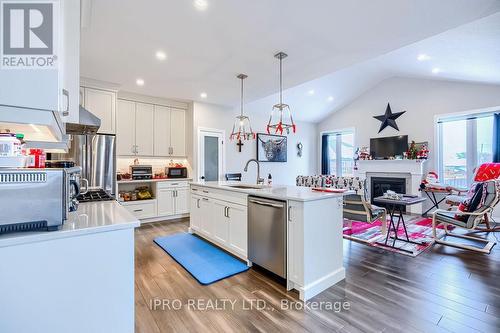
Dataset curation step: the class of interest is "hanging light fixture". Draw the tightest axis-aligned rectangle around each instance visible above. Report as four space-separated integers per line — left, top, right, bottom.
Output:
267 52 296 135
230 74 255 140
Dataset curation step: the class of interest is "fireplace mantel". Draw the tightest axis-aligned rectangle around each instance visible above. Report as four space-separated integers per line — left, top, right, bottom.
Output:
355 159 428 214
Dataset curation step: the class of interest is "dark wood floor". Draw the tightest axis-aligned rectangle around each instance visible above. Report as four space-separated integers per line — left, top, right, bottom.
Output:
135 219 500 333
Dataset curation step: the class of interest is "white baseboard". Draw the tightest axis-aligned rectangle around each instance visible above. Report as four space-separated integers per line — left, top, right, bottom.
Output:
297 267 346 301
140 213 189 224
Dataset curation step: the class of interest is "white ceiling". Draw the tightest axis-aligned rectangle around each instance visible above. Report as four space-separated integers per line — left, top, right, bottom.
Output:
80 0 500 114
247 12 500 122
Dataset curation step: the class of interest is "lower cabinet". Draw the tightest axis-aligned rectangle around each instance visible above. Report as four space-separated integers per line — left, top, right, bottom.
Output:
157 186 190 217
123 200 157 219
189 190 248 258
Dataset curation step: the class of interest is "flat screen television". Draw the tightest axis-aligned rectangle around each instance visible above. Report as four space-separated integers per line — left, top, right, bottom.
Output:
370 135 408 159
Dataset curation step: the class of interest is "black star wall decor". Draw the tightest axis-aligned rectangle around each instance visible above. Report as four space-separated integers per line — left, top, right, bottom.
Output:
373 103 406 133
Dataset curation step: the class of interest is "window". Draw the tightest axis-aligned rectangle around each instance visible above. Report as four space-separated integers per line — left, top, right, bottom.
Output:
437 113 494 187
321 130 354 176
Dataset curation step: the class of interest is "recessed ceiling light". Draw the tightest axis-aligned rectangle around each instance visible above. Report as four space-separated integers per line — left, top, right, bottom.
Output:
155 50 167 61
307 89 315 96
194 0 208 11
432 67 441 74
136 78 145 86
200 92 207 99
327 96 334 102
417 54 431 61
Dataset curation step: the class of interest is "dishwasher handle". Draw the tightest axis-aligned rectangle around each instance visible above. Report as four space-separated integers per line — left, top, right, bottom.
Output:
249 199 284 209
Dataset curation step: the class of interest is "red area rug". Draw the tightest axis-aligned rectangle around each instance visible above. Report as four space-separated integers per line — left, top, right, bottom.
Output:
343 217 450 257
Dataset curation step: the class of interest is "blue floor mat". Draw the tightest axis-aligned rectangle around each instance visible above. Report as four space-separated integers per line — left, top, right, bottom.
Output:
154 233 249 285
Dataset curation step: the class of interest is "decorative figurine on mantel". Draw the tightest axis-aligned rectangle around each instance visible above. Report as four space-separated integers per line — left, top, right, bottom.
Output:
407 140 418 159
358 146 371 160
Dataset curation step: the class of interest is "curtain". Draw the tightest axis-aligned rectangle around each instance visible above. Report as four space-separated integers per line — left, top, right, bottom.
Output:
321 134 330 175
494 113 500 163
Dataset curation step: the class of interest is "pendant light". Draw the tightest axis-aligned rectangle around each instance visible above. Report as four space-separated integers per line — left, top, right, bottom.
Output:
230 74 255 140
267 52 296 135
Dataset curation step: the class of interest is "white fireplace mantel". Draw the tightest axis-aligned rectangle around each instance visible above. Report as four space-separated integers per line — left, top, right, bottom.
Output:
355 159 428 214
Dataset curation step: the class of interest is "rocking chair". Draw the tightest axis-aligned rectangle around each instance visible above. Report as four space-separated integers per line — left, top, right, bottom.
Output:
432 179 499 254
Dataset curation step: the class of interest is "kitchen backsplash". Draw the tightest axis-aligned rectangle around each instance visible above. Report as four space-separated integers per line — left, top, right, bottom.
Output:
117 157 192 177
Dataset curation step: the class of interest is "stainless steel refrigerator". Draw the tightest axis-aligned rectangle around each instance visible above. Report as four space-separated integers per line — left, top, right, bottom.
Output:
53 134 116 197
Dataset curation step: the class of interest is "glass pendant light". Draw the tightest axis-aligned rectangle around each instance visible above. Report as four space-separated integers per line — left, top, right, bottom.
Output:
230 74 255 140
267 52 296 135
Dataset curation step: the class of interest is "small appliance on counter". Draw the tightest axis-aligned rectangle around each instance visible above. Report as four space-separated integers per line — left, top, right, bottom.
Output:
166 166 188 178
130 165 153 180
0 167 82 233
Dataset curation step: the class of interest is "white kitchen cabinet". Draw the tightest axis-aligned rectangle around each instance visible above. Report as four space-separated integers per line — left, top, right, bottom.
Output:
157 188 175 216
0 0 80 120
227 203 247 256
170 108 186 156
199 198 214 237
213 200 229 245
135 103 154 156
116 100 136 155
175 188 190 214
122 200 157 219
83 87 116 134
153 105 171 156
190 195 202 232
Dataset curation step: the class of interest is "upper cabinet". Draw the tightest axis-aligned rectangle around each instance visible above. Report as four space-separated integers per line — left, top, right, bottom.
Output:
117 98 186 157
0 0 80 122
81 87 117 134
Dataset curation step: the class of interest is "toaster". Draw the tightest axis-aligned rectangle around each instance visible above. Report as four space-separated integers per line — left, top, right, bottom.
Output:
130 165 153 180
0 167 82 233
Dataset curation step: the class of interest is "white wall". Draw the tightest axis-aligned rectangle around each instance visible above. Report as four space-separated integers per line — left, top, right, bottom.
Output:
318 77 500 171
192 102 317 185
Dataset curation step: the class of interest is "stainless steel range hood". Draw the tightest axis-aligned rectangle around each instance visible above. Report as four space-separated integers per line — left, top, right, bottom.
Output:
65 106 101 134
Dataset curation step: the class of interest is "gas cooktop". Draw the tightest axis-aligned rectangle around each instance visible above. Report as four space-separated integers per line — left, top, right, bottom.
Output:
77 189 115 203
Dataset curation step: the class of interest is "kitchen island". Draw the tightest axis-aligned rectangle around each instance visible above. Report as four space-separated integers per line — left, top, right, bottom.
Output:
189 181 346 301
0 201 140 333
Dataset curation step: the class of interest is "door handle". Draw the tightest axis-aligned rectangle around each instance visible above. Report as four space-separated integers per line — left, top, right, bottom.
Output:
249 199 284 208
62 89 69 116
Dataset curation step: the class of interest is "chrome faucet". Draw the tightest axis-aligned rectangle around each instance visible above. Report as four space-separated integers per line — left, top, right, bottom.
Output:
244 159 264 185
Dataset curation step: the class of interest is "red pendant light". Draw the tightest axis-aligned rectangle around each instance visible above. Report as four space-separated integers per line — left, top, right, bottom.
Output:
230 74 256 141
267 52 296 135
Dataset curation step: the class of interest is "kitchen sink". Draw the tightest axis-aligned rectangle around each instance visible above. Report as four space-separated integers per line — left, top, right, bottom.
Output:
223 184 269 190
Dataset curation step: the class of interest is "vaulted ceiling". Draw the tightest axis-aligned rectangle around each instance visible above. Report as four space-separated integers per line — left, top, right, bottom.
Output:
81 0 500 121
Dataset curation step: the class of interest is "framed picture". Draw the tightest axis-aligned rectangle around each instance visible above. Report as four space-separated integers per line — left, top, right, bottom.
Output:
257 133 287 162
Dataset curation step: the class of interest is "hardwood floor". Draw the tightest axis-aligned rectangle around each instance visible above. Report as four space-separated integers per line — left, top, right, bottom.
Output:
135 219 500 333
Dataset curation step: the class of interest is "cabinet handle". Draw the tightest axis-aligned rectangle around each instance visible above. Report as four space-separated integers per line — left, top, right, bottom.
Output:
192 188 198 192
197 198 200 209
202 190 209 194
133 209 143 212
226 207 230 219
288 205 292 222
202 198 209 201
62 89 69 116
171 183 179 186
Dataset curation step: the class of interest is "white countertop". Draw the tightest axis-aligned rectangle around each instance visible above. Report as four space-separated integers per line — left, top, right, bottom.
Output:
0 201 140 248
117 178 192 184
190 181 348 202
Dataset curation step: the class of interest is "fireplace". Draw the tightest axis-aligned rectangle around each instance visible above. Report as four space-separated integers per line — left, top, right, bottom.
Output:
371 177 407 212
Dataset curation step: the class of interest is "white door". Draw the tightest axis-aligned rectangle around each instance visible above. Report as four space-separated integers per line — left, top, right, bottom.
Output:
170 109 186 156
135 103 154 156
198 129 225 181
227 203 248 256
116 100 136 155
213 200 229 245
157 189 175 216
190 195 202 231
174 188 190 214
153 105 171 156
84 88 116 134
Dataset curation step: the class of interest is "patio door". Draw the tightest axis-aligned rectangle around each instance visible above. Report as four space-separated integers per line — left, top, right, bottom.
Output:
198 129 225 181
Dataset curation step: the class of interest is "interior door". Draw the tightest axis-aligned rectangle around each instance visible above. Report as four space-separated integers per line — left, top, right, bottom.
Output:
198 130 224 181
116 100 136 155
135 103 154 156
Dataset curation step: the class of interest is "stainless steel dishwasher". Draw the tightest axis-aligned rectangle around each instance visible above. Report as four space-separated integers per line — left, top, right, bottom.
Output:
248 196 286 278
